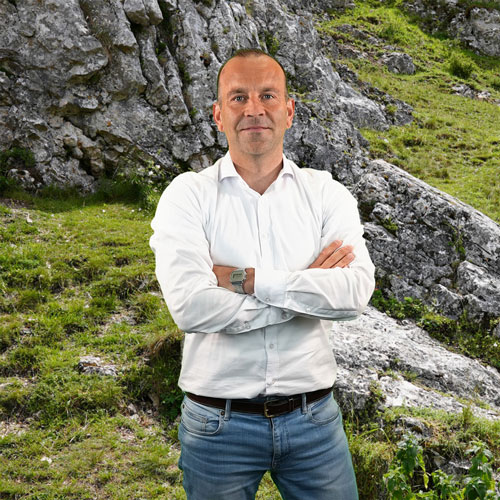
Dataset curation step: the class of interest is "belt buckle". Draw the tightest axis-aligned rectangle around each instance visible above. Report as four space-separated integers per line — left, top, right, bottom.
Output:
263 397 293 418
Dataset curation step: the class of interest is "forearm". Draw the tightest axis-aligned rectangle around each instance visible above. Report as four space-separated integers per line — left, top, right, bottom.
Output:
213 241 374 321
162 283 294 333
154 248 293 334
213 264 374 321
253 264 375 320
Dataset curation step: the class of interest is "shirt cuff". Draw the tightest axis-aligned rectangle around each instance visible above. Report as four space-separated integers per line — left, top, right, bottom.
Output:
254 268 289 307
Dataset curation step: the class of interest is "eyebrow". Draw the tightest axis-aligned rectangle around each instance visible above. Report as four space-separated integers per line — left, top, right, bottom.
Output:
226 87 281 96
227 88 247 96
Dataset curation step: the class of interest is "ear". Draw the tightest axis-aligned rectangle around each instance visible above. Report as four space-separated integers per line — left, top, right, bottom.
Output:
286 98 295 129
213 101 224 132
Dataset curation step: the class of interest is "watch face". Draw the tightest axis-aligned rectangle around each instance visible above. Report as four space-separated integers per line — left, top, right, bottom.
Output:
230 269 246 282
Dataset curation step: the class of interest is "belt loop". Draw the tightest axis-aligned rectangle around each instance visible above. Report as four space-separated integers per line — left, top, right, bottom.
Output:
223 399 231 421
301 393 307 414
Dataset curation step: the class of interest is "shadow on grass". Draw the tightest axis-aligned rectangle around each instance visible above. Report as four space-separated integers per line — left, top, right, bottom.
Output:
1 179 159 214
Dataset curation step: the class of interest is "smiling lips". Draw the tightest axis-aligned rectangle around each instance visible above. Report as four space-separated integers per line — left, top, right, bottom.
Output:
238 121 272 132
241 126 269 132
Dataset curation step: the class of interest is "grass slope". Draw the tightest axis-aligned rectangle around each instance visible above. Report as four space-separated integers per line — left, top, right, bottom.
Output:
319 0 500 223
0 189 290 499
0 188 498 499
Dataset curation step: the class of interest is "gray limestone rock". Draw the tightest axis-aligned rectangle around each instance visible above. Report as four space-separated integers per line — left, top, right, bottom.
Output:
136 25 169 107
330 307 500 420
77 355 119 377
124 0 163 26
124 0 151 26
380 52 416 74
355 159 500 321
403 1 500 57
449 8 500 58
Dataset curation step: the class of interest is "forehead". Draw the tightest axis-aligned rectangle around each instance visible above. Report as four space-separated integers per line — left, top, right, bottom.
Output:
219 55 286 94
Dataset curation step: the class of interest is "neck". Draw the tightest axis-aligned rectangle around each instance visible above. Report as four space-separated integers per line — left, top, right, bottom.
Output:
231 150 284 195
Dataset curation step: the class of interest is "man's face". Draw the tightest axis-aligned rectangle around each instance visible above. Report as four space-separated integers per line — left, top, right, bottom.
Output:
213 55 295 162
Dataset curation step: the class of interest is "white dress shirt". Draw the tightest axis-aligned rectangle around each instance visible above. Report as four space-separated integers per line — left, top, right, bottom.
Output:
150 152 375 398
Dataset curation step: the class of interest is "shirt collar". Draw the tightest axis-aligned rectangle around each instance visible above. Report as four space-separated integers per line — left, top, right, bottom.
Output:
219 152 295 182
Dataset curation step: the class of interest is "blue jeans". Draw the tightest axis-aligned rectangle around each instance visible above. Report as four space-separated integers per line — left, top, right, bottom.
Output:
178 393 358 500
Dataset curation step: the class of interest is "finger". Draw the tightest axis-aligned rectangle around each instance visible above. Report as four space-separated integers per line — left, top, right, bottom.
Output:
309 240 343 268
332 252 355 269
321 245 354 269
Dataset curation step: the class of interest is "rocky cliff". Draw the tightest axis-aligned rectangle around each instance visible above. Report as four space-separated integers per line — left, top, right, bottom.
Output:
1 1 499 361
403 0 500 58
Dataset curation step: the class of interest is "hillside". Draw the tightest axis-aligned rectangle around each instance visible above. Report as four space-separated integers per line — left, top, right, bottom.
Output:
1 0 500 498
318 0 500 223
1 189 499 499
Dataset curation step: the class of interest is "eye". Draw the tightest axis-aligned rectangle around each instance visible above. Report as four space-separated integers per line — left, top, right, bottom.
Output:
232 95 246 102
262 94 275 100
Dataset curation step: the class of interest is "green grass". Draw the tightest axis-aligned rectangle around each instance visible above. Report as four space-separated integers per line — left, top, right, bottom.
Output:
0 414 185 499
0 187 286 499
318 1 500 222
1 187 498 498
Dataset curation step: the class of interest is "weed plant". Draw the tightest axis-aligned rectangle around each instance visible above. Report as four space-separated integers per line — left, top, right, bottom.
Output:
384 434 499 499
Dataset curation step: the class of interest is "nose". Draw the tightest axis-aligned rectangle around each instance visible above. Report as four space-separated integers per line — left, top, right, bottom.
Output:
244 95 265 117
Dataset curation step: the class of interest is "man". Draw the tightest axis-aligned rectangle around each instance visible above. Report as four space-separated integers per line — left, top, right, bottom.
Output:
150 48 375 500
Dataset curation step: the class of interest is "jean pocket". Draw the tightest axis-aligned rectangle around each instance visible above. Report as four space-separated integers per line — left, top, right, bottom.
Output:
308 394 340 425
181 397 224 436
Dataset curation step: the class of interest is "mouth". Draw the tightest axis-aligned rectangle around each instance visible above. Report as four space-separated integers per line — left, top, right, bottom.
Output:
240 126 270 132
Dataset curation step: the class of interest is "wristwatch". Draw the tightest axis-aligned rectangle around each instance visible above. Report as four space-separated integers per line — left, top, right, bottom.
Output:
230 268 247 294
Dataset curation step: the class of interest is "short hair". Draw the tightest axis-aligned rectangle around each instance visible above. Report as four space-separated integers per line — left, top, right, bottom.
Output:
216 48 289 101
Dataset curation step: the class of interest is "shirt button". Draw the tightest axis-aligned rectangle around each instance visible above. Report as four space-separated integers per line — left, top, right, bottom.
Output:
306 307 312 312
265 297 271 302
244 322 250 329
269 344 274 349
281 311 288 319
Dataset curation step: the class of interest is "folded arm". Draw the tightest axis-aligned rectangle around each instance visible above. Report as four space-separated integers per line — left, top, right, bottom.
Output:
213 239 355 295
213 184 375 321
149 174 294 334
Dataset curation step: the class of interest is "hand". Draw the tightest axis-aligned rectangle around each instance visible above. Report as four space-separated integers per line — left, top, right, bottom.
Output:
213 266 255 294
308 240 354 269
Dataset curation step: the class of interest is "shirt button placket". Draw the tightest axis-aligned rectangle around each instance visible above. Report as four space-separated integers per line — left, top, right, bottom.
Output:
258 197 270 263
265 329 279 390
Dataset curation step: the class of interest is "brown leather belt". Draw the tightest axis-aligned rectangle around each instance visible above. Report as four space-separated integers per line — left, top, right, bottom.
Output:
186 387 333 418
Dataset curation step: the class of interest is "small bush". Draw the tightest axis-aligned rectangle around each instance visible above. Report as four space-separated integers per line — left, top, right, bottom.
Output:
349 434 393 499
379 21 406 44
132 293 164 323
490 76 500 91
139 332 183 420
0 378 32 416
0 148 35 172
27 371 123 424
449 54 477 79
2 345 45 376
